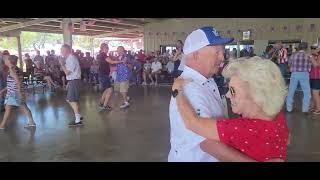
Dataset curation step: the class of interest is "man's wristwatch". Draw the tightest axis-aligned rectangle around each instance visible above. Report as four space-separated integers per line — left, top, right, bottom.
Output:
171 89 179 98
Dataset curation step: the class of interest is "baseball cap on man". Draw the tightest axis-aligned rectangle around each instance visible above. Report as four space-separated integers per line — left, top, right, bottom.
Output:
314 44 320 53
298 42 308 50
183 26 234 55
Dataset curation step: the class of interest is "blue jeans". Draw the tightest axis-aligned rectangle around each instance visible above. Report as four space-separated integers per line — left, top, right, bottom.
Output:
130 70 142 84
278 63 287 77
286 72 311 112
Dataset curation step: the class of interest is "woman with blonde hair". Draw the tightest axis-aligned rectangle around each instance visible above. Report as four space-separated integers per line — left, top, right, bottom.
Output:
0 55 36 130
172 56 289 161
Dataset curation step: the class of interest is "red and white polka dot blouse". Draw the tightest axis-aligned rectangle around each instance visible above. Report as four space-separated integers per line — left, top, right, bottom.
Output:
216 111 288 162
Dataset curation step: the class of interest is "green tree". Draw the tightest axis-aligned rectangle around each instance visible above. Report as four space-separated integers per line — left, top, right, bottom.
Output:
73 35 93 50
0 37 17 50
20 32 62 50
0 32 62 50
1 31 98 51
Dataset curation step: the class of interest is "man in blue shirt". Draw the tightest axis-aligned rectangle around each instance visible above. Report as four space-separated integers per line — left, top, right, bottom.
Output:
107 46 132 109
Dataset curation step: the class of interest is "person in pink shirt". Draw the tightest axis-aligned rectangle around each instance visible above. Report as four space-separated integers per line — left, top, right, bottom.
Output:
137 49 146 64
309 45 320 114
172 56 289 162
110 64 117 83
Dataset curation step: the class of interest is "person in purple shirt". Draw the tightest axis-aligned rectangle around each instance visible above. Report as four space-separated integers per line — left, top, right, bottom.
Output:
107 46 132 109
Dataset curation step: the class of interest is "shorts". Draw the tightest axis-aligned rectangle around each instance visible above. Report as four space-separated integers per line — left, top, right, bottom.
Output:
152 71 161 75
310 79 320 90
4 92 25 107
144 69 151 74
114 80 129 93
99 74 111 90
66 79 81 102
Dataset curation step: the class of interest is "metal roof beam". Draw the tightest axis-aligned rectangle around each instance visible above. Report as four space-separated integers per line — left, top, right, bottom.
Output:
0 18 58 32
92 28 142 38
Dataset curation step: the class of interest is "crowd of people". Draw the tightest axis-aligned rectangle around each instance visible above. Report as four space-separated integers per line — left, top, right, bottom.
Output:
0 44 142 127
212 40 320 115
238 41 320 115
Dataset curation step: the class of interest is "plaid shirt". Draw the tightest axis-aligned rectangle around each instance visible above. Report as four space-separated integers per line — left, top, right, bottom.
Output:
289 51 312 72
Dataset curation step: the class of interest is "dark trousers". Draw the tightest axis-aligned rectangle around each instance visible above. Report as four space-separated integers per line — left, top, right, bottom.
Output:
278 63 287 78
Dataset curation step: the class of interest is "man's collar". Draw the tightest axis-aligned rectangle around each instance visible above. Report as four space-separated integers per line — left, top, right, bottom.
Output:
183 66 211 84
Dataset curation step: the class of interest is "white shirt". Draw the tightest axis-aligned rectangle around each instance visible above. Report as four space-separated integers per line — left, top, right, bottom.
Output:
166 61 175 74
168 66 225 162
177 53 186 71
65 54 81 80
151 61 162 73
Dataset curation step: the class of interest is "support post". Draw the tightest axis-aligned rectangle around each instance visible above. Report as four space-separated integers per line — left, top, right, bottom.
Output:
90 37 94 58
237 41 240 58
62 18 73 48
17 36 23 69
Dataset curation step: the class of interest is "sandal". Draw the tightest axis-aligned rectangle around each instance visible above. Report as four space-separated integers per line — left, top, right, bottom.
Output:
24 123 36 128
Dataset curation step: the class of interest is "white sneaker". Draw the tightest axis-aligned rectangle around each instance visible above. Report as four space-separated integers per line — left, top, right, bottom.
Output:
142 82 147 86
150 82 154 85
120 101 130 109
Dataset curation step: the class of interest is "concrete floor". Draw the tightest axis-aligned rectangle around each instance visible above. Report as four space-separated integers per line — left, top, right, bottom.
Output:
0 84 319 162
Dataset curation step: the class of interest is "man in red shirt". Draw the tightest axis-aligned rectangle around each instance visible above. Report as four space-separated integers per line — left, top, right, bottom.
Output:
137 50 146 64
272 41 288 77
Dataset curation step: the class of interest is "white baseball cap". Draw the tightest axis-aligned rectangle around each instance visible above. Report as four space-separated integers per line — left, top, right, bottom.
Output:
183 26 234 55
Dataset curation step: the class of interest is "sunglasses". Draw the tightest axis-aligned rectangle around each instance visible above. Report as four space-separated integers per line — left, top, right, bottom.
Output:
228 86 236 96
